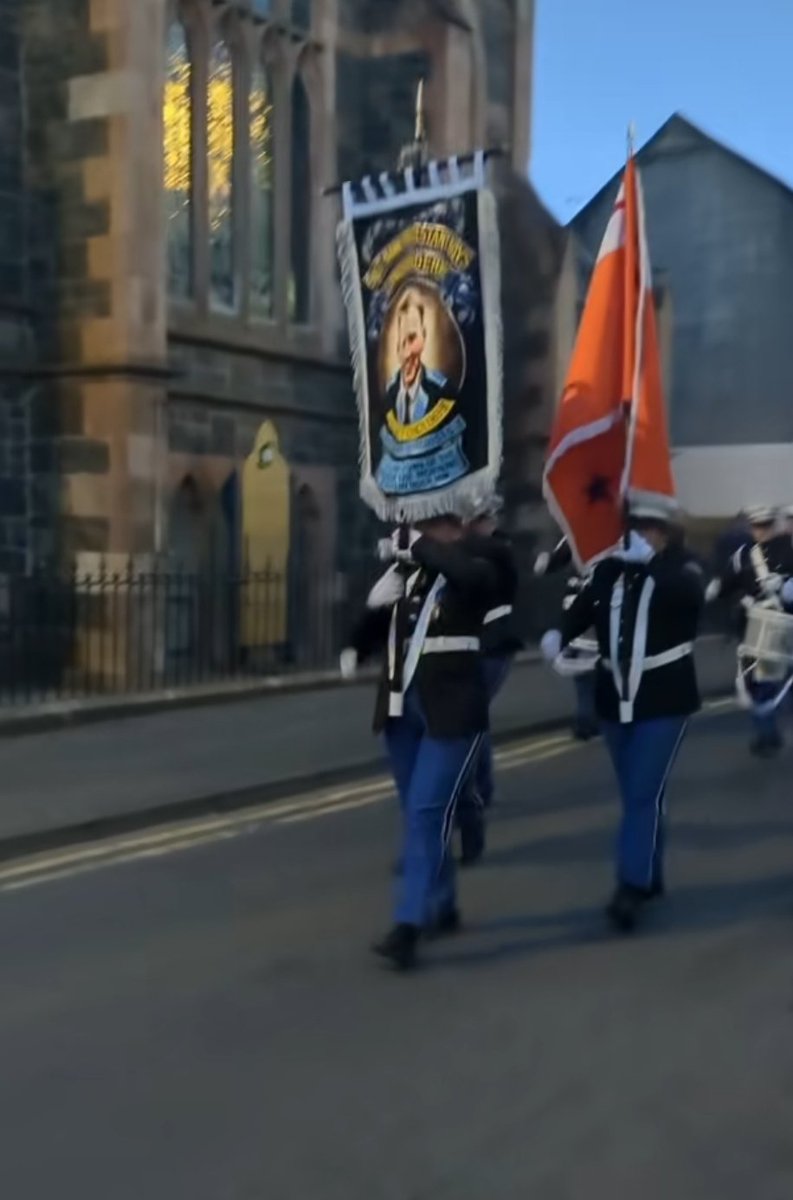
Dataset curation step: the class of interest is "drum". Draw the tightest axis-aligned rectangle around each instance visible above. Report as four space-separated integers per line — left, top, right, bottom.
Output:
738 603 793 671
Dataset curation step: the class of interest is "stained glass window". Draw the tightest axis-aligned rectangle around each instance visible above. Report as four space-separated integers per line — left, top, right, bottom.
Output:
164 20 193 298
250 64 275 318
289 74 311 324
208 38 237 311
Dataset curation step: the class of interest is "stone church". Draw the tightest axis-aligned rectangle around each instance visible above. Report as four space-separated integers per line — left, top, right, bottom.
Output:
0 0 565 592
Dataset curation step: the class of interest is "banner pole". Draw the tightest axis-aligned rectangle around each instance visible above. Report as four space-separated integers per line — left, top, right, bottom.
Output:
387 82 431 715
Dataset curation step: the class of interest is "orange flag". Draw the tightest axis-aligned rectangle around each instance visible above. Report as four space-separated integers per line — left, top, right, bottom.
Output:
543 151 675 570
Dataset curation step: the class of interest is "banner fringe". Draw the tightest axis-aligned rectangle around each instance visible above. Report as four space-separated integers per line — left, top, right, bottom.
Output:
336 219 371 488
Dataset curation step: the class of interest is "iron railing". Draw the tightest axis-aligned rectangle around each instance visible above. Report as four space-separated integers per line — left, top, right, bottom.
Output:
0 559 373 706
0 550 587 708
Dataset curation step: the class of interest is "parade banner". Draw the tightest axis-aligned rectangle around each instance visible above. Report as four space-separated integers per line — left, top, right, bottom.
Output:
337 152 503 523
543 151 676 571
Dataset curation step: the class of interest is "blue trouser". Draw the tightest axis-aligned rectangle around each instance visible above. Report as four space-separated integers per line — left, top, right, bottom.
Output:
385 687 482 927
602 716 689 892
574 672 596 727
748 679 782 741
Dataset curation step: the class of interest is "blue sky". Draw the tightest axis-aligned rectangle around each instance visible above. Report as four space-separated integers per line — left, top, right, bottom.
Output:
531 0 793 222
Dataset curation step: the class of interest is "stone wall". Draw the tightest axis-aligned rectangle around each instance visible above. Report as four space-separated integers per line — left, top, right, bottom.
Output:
0 0 34 571
22 0 168 561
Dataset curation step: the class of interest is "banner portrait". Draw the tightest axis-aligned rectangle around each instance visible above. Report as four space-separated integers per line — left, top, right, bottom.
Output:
337 152 503 523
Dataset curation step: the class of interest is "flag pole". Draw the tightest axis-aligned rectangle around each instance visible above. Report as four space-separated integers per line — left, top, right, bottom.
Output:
389 82 431 716
622 122 637 549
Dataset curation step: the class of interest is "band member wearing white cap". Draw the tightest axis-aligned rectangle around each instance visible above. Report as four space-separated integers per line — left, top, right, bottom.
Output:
705 505 793 756
341 517 500 970
534 538 599 740
542 499 704 933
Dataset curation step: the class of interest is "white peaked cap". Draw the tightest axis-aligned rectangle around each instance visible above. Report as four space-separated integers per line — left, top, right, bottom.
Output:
745 504 777 525
628 492 681 523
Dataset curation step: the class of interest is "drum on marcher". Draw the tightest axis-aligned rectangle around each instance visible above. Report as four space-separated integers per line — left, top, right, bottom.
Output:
736 601 793 709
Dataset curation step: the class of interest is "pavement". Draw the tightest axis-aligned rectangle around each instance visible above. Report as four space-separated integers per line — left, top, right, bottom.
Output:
0 637 735 852
0 702 792 1199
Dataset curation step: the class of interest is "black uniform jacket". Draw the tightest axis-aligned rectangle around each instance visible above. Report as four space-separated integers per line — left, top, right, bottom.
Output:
719 534 793 602
350 536 500 739
561 546 704 723
543 536 586 613
463 531 523 657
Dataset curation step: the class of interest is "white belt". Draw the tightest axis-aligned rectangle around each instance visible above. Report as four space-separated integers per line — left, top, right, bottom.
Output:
570 635 598 655
483 605 512 625
603 642 693 672
422 636 480 653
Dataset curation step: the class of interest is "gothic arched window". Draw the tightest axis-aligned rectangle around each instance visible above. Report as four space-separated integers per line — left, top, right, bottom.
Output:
249 61 275 318
289 73 311 324
208 35 237 311
164 18 193 299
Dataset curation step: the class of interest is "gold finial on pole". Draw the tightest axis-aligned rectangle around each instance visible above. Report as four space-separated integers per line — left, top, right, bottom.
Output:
398 79 429 172
627 121 637 157
415 79 426 144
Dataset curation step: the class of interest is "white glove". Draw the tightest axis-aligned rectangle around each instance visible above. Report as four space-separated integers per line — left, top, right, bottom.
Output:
377 538 395 563
614 532 654 564
705 578 722 603
534 551 550 577
339 648 358 680
761 573 783 598
782 579 793 608
540 629 562 664
390 527 421 563
366 567 405 609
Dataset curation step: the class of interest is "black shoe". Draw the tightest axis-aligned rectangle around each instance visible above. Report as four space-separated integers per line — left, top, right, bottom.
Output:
371 924 419 971
425 907 462 940
460 835 485 867
605 884 650 933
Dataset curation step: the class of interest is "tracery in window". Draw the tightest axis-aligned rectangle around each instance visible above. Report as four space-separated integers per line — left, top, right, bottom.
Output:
164 19 193 298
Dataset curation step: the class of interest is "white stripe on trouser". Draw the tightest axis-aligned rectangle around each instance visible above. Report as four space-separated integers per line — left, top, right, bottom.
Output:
440 733 484 859
646 720 689 888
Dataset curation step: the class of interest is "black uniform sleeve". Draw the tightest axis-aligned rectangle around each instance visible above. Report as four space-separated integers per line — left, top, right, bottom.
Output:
347 606 391 663
411 536 499 599
718 544 749 599
463 533 519 600
649 555 705 612
560 578 595 647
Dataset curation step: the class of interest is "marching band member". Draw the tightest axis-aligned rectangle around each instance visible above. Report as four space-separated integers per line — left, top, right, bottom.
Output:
455 498 523 865
341 517 500 971
542 500 704 933
706 505 793 757
784 506 793 542
534 537 599 740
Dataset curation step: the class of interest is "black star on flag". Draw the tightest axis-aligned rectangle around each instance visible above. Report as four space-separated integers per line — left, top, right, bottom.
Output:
585 474 613 505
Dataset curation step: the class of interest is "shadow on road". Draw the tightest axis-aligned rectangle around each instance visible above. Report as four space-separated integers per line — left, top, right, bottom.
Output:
433 872 793 970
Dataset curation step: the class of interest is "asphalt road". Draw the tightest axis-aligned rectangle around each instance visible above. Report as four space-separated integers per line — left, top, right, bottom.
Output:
1 704 792 1200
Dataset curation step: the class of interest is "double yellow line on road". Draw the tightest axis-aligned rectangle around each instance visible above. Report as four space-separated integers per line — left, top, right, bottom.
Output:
0 732 579 895
0 697 735 896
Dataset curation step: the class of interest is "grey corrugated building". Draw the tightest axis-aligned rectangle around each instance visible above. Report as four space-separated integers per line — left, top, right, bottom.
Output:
571 113 793 518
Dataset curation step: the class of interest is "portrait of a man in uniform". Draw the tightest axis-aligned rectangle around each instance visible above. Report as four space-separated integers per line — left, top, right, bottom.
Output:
385 288 459 427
